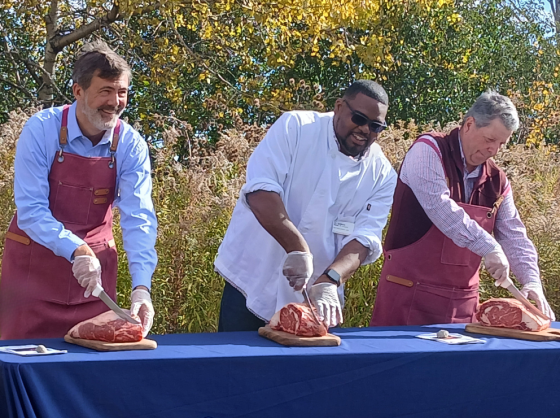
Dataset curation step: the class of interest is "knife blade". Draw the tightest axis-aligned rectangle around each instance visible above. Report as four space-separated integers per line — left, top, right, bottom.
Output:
302 287 323 326
92 284 141 325
499 277 549 321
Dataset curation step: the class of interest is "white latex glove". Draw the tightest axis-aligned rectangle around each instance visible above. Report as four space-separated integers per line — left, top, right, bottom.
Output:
308 282 343 328
130 288 155 337
521 281 556 321
72 255 102 298
282 251 313 291
484 244 510 287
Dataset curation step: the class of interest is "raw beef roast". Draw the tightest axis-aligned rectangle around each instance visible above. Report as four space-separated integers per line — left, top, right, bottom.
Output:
476 298 550 332
68 310 143 342
270 303 327 337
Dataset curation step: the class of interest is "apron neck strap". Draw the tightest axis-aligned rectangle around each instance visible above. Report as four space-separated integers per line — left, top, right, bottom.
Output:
110 120 121 153
59 104 71 147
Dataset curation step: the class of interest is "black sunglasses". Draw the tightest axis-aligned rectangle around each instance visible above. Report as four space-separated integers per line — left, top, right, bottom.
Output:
343 100 387 133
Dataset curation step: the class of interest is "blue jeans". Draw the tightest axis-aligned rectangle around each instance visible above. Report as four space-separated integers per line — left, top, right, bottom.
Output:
218 281 265 332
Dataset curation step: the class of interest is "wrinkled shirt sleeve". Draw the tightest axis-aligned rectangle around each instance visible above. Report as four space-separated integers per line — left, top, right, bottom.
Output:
14 117 85 261
114 137 158 290
400 140 497 257
343 161 397 265
240 112 297 206
494 188 540 284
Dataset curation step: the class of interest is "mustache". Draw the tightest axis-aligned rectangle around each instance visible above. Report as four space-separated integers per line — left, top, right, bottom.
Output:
98 105 124 114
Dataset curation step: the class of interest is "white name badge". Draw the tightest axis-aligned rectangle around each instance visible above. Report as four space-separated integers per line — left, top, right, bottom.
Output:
333 220 354 235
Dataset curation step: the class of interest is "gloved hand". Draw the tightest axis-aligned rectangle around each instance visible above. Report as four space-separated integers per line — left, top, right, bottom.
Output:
484 244 510 287
130 288 155 337
308 282 343 328
282 251 313 291
521 281 556 321
72 255 102 298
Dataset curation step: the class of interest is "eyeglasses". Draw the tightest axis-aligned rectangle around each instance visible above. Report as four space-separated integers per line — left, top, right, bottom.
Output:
343 100 387 133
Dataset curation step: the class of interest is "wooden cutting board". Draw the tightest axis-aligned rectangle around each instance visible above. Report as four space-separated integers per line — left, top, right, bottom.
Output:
258 324 341 346
64 334 158 351
465 323 560 342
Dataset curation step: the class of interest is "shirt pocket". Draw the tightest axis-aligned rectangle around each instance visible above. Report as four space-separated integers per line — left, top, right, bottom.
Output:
51 181 93 225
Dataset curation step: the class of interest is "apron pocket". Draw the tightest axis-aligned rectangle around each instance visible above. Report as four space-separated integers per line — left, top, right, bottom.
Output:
408 282 479 325
441 236 471 266
52 182 92 225
27 241 76 304
408 283 454 325
449 288 479 323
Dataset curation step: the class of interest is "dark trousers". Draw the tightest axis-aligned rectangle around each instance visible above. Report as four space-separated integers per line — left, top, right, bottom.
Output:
218 281 265 332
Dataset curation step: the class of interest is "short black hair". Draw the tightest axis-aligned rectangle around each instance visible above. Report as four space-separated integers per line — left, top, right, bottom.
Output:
343 79 388 106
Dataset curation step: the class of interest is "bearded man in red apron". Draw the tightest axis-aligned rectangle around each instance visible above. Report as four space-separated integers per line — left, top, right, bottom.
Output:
0 41 158 339
371 91 555 326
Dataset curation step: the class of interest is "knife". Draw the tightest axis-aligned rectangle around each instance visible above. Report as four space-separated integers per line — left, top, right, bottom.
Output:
497 277 550 321
92 283 141 325
302 287 323 326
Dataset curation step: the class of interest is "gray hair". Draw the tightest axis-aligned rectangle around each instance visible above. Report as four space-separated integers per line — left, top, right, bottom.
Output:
73 41 131 90
463 90 519 131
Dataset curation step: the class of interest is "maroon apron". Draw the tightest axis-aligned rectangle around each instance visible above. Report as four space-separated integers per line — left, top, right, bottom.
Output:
370 138 507 326
0 105 120 339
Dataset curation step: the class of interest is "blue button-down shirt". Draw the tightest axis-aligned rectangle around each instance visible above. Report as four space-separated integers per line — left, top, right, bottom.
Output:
14 102 157 290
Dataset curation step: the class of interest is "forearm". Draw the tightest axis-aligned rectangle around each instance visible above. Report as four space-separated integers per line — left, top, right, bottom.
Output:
246 190 309 253
315 239 369 285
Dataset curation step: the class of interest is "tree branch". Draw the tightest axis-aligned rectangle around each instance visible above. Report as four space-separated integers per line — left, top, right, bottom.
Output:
50 3 120 51
0 77 35 99
50 2 163 52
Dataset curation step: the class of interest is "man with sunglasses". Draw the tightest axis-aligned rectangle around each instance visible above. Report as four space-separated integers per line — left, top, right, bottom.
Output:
371 90 555 326
215 79 397 331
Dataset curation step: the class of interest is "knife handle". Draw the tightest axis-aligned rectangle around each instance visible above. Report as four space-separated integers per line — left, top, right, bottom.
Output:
92 283 104 298
495 276 513 289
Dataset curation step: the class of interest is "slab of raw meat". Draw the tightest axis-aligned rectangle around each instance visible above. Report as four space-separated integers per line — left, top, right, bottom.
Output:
68 310 143 342
476 298 550 332
270 303 327 337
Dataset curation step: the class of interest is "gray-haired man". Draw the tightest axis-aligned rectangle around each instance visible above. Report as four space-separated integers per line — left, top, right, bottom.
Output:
371 90 555 326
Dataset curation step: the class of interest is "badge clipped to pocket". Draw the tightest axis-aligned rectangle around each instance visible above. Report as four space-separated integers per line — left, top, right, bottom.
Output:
332 217 355 236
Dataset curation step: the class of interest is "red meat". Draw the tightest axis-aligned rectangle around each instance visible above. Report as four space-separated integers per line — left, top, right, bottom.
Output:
270 303 327 337
476 298 550 332
68 310 143 342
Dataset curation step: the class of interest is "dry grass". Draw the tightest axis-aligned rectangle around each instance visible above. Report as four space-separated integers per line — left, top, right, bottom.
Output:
0 108 559 332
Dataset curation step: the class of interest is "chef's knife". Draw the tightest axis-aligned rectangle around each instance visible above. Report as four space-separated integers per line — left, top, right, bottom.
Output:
302 287 323 325
498 277 550 321
92 283 141 325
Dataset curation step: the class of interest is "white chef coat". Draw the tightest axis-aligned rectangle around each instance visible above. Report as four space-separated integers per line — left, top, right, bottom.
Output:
214 110 397 321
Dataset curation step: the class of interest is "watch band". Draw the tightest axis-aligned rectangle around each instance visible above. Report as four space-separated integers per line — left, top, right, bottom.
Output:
324 268 341 286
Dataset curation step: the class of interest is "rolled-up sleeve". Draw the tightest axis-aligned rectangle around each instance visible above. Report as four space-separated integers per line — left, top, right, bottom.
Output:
14 117 85 261
114 137 158 290
240 112 297 207
343 160 397 265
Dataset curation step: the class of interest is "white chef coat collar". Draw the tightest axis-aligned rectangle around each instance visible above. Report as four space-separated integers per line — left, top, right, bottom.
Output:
67 101 115 145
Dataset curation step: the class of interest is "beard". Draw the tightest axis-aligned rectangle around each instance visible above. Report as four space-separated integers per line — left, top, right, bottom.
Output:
337 132 371 157
81 97 124 131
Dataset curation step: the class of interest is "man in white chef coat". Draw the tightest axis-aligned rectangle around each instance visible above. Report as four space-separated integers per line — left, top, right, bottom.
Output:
214 80 397 331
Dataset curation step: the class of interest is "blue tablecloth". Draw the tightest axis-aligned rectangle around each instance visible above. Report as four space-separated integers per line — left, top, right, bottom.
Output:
1 323 560 418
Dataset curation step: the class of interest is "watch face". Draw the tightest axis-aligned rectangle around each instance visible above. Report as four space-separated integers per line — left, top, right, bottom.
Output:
326 269 340 283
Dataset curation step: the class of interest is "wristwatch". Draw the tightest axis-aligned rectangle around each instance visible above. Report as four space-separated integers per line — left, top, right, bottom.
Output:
324 268 341 287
